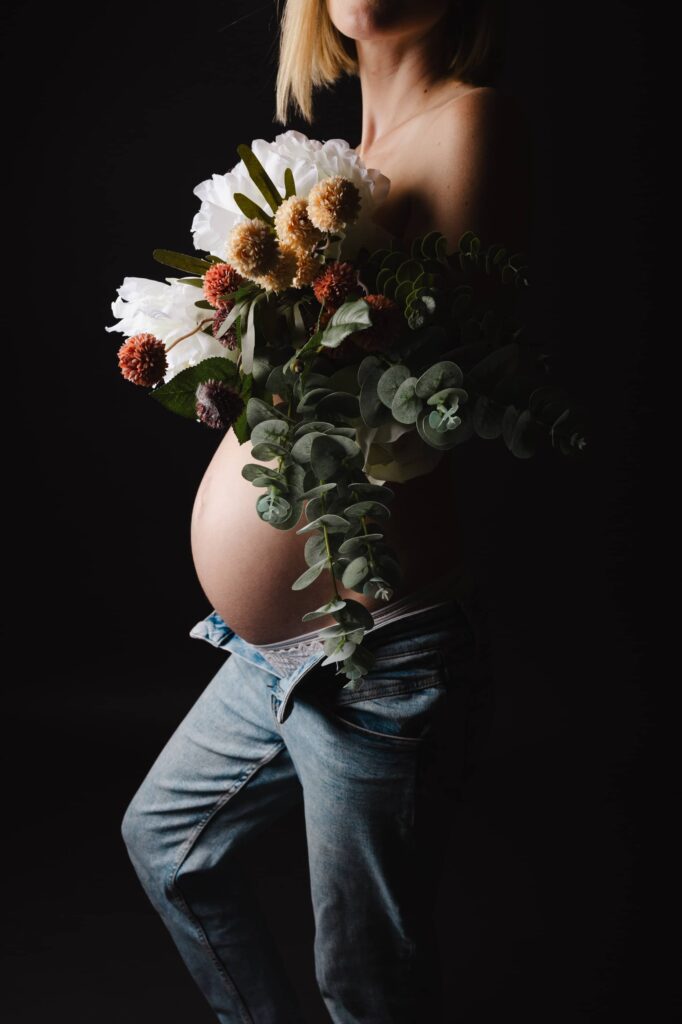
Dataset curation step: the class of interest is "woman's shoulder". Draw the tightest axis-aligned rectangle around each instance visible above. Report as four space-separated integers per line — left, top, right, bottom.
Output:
435 83 530 142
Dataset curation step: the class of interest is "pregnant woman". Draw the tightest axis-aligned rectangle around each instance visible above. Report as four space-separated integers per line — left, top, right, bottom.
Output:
121 1 530 1021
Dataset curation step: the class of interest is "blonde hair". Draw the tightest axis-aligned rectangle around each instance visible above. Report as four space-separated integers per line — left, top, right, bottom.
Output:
274 0 506 125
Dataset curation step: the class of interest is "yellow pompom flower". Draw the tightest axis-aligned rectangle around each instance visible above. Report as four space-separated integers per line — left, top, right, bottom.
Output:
307 175 362 233
274 196 324 254
290 248 324 289
225 218 278 279
253 244 298 293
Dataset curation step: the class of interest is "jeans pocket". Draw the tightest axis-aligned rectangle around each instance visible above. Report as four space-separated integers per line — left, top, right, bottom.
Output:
325 646 450 746
331 682 449 745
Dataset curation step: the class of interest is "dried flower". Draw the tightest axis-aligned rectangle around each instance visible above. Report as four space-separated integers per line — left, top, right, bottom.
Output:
289 247 324 288
253 244 298 293
195 379 244 430
307 175 362 233
212 306 239 350
349 294 403 353
226 218 278 279
312 260 361 307
118 332 168 386
274 195 324 254
202 261 245 308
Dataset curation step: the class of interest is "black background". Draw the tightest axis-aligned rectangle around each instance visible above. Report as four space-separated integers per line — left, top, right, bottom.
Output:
4 1 659 1021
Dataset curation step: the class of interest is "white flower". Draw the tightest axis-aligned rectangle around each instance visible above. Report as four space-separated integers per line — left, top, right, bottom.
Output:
356 420 444 484
191 129 394 263
105 275 236 383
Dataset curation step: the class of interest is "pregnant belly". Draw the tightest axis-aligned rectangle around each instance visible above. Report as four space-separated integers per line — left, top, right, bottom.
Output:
190 426 464 645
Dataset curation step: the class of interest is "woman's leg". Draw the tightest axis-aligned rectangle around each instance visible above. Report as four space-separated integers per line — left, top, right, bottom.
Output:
277 598 485 1024
120 651 306 1024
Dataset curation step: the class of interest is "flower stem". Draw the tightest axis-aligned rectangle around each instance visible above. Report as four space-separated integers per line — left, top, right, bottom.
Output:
165 318 214 353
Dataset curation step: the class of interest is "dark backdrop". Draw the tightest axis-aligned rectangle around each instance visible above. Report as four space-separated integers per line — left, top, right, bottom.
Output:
5 2 659 1021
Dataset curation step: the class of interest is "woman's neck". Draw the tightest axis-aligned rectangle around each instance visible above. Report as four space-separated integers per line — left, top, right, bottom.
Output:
353 19 456 157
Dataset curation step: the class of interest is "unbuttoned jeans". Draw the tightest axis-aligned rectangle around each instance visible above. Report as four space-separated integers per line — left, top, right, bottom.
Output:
121 587 495 1024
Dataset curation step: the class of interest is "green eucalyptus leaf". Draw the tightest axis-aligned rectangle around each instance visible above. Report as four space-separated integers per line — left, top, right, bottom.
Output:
304 533 328 567
290 430 327 463
250 440 289 460
291 558 328 590
293 420 336 438
296 514 351 535
315 391 361 421
250 418 291 447
310 433 346 479
341 556 370 589
415 360 463 398
338 533 384 554
343 501 391 519
298 482 338 500
392 376 422 424
256 492 292 524
246 396 293 429
301 598 347 621
472 394 504 439
376 364 411 408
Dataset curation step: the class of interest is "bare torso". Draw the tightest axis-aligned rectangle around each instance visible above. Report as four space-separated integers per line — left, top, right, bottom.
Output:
190 82 491 644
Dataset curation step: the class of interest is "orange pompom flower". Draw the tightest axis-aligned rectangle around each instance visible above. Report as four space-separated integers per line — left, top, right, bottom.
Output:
312 261 361 307
118 332 167 386
202 262 245 308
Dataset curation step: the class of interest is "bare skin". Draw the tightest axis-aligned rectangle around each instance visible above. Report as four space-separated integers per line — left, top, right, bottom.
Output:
190 5 530 645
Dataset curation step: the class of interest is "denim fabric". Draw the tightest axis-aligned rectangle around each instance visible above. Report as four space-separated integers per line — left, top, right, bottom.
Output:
121 589 495 1024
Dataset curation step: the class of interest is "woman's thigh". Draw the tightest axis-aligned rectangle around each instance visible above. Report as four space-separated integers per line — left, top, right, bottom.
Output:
121 651 301 881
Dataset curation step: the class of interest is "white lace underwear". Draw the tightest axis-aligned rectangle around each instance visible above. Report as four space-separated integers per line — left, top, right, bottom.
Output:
247 570 464 678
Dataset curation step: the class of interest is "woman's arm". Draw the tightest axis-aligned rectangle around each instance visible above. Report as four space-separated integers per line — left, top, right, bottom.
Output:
416 85 532 258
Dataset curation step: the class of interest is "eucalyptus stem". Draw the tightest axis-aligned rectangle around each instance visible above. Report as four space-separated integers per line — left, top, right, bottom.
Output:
320 488 341 601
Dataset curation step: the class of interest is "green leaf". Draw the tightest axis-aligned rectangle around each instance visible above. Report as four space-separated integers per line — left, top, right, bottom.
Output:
415 360 463 398
283 167 296 198
177 277 204 288
343 501 391 519
231 372 252 443
301 598 347 621
153 249 213 275
392 377 421 424
236 142 283 214
377 363 411 408
310 433 346 480
233 192 275 226
341 556 370 589
150 357 240 420
296 514 351 535
320 298 372 348
291 557 328 590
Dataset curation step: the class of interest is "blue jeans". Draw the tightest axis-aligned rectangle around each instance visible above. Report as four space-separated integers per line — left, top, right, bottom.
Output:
121 588 495 1023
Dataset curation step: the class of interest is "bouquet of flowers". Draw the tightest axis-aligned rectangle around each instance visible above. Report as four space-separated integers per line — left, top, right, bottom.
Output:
106 130 588 683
